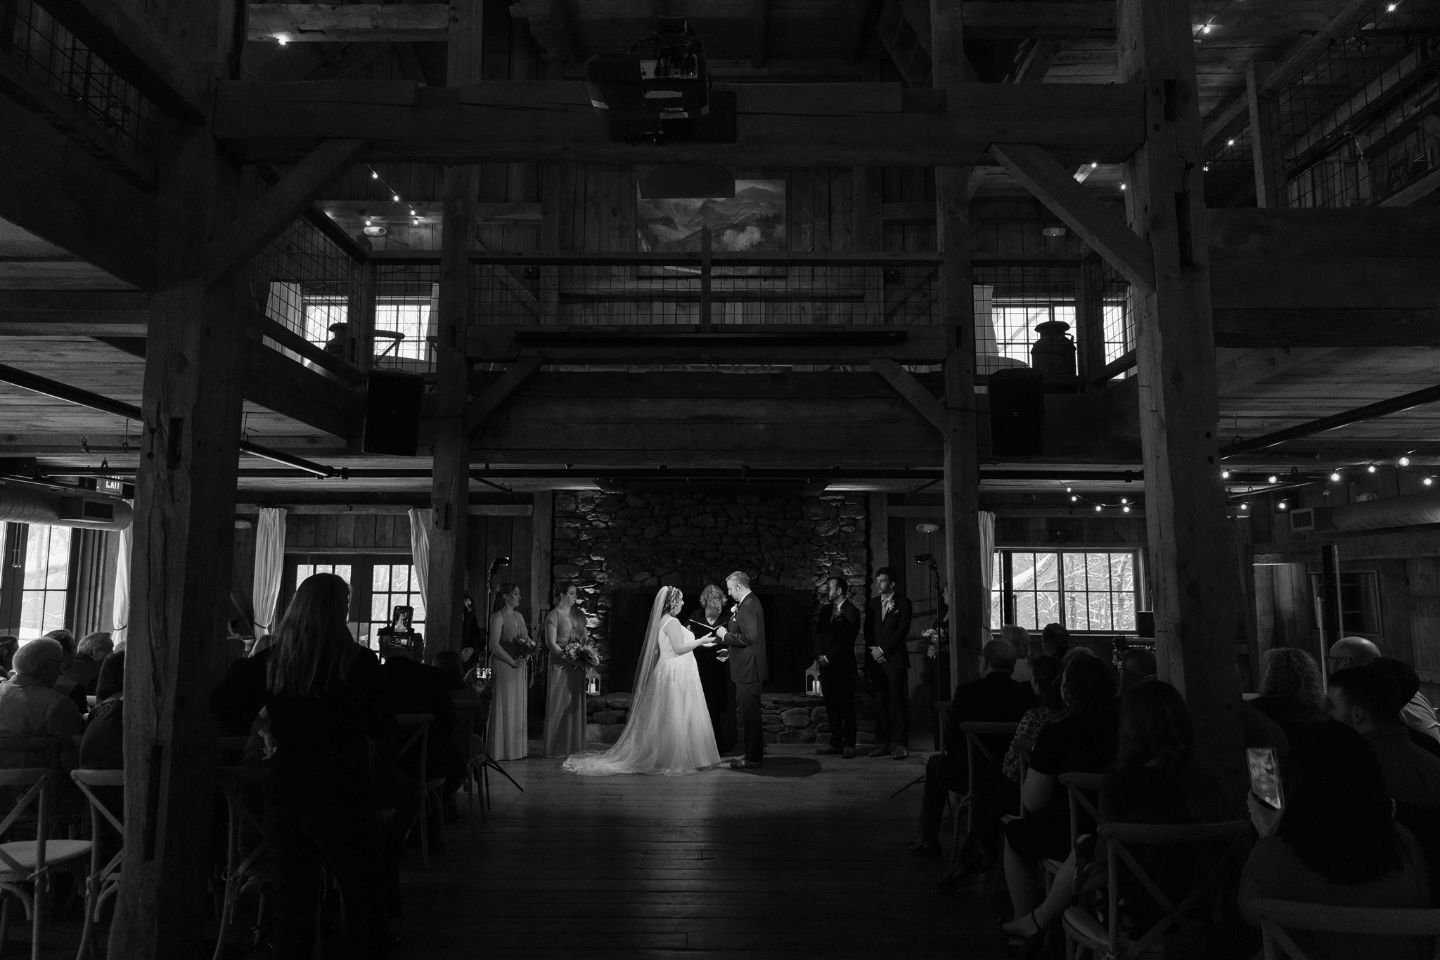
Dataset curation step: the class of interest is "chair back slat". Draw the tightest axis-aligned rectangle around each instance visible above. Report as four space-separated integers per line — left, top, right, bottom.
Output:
71 769 125 835
1100 819 1252 959
0 769 51 880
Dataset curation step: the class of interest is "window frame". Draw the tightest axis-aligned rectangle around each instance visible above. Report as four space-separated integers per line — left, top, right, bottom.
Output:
281 552 424 651
992 546 1144 634
0 522 74 640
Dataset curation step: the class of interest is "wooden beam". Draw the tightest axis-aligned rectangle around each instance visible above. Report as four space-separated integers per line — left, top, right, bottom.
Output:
989 142 1155 289
1120 0 1243 800
213 80 1147 166
962 1 1113 37
870 358 947 433
466 324 949 364
1245 61 1286 209
1213 308 1440 347
242 341 361 438
1010 38 1062 83
1200 0 1377 151
246 4 452 42
1382 166 1440 207
205 138 365 283
1215 347 1339 392
36 0 208 121
752 0 770 68
0 94 156 290
0 291 149 336
464 356 541 436
250 313 365 385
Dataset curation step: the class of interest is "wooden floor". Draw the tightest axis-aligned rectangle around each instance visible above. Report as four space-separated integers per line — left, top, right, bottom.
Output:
392 742 1014 960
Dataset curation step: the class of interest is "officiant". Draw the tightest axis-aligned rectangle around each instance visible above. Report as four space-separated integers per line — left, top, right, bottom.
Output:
689 584 737 754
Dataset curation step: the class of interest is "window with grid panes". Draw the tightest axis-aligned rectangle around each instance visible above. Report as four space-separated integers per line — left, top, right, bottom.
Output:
991 302 1077 367
19 524 71 639
990 549 1139 632
370 562 426 637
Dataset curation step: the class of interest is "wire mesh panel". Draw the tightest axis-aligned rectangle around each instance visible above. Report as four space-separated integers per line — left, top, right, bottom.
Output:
1274 0 1439 207
373 262 440 373
250 217 363 365
1099 264 1134 371
974 263 1080 375
9 0 158 154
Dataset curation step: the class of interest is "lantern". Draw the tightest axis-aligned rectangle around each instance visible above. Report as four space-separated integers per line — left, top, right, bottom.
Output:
585 667 602 696
805 663 823 697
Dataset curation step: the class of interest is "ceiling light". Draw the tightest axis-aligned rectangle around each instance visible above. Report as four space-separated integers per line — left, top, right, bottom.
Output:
392 194 401 202
1119 497 1129 504
1120 183 1127 191
1267 474 1278 484
1240 503 1250 512
1277 500 1288 511
1330 471 1341 482
371 171 380 180
1221 469 1230 479
1399 456 1411 467
1227 138 1236 146
1122 505 1131 513
1094 505 1102 513
1070 495 1078 503
1426 477 1435 487
1090 162 1098 169
1368 464 1378 474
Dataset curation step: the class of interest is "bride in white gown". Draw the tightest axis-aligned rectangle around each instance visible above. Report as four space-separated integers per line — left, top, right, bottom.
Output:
564 585 722 776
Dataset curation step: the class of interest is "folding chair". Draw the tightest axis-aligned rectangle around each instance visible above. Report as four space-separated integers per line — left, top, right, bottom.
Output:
70 769 124 960
213 765 273 960
0 768 93 960
1252 899 1440 960
395 714 444 867
950 720 1019 858
1062 819 1251 960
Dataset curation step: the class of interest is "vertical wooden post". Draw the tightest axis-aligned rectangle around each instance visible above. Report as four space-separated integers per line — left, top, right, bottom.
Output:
1119 0 1244 797
113 125 247 954
426 0 484 659
355 258 377 373
1076 253 1105 381
932 0 983 692
1246 60 1287 209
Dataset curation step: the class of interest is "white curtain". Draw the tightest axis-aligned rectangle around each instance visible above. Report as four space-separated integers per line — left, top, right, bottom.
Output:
425 283 441 368
251 507 287 636
977 510 996 633
408 507 432 599
111 521 131 646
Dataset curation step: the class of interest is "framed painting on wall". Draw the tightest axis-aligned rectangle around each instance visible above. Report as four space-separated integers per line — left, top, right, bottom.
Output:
635 178 787 272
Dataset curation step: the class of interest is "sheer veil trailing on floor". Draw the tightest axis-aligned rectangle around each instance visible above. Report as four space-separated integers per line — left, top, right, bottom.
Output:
563 586 720 776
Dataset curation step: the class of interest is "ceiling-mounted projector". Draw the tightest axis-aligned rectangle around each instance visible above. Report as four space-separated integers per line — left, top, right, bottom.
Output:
585 17 735 144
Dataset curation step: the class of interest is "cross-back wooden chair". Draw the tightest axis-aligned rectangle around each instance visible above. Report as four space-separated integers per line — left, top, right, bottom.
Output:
1252 898 1440 960
951 720 1020 858
1062 819 1252 960
1042 771 1106 889
70 769 124 960
395 713 443 867
213 765 273 960
0 768 92 960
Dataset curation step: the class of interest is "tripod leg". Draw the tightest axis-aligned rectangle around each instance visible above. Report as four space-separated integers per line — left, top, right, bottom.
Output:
484 755 524 793
889 773 927 798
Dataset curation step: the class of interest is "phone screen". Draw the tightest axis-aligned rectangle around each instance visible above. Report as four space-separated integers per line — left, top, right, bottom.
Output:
1247 746 1284 811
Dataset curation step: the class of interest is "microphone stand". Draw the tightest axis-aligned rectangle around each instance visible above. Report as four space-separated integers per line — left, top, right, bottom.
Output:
475 555 522 799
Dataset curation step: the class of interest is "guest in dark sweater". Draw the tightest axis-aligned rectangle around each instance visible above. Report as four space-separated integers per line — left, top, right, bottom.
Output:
1251 647 1330 741
910 639 1036 856
79 650 126 770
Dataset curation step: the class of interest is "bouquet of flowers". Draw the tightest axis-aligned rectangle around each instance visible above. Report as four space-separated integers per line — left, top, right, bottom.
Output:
499 634 538 661
560 638 603 668
923 625 948 660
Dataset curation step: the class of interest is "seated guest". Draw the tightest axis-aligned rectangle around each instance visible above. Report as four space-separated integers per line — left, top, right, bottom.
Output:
44 628 89 716
1003 625 1035 683
1326 635 1380 674
1240 723 1429 959
1327 666 1440 813
1002 654 1118 926
80 650 126 770
0 638 83 770
382 652 454 859
1004 679 1213 943
64 631 113 700
1371 657 1440 750
377 604 423 662
1002 655 1067 784
1251 647 1330 740
1040 623 1070 659
433 650 482 813
910 639 1036 857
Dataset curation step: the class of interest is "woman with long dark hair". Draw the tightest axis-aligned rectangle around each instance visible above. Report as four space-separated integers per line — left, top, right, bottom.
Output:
264 572 393 960
487 582 531 760
543 581 589 757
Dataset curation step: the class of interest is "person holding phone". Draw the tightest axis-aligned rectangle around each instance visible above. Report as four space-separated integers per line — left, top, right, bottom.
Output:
1240 723 1429 958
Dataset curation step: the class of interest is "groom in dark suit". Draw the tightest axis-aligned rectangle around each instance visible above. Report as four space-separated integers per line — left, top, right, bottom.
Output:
864 567 913 759
716 570 768 769
814 575 861 758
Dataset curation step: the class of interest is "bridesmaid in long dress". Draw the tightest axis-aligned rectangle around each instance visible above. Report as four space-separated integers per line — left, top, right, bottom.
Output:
543 581 588 757
486 583 530 760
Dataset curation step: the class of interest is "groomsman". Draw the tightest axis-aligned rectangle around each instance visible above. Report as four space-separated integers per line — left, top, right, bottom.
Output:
716 570 768 769
813 576 861 758
865 567 913 759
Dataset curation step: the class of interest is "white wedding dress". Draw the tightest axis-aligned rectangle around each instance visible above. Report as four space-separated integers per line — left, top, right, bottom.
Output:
564 588 720 776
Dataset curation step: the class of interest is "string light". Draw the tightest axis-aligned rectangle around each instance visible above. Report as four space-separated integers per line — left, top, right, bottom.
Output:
1267 474 1279 484
1425 477 1435 487
1399 456 1411 467
1330 471 1341 482
1368 464 1378 474
1221 469 1230 479
275 33 290 45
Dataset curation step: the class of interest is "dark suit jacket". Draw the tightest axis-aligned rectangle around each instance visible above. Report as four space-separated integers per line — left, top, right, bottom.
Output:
815 600 860 668
725 592 769 685
943 670 1037 760
864 594 913 677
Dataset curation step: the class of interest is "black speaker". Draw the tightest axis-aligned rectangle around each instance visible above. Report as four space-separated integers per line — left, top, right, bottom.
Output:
363 371 424 455
988 367 1044 457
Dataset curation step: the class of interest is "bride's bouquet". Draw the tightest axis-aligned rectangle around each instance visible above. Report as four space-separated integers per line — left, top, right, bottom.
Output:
560 638 603 668
499 634 538 660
